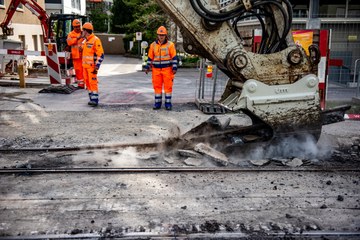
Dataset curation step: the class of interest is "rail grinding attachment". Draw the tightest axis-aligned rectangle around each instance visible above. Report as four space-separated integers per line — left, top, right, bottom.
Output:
154 0 349 149
177 104 350 151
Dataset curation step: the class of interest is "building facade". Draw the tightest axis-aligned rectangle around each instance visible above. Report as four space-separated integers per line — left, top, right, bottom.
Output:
45 0 86 15
292 0 360 85
0 0 47 68
0 0 87 69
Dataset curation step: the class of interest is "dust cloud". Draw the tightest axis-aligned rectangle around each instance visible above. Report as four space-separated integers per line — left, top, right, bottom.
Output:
111 147 141 167
231 134 333 160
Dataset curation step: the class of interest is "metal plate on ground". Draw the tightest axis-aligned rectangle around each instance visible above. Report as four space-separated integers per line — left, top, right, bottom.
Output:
39 84 78 94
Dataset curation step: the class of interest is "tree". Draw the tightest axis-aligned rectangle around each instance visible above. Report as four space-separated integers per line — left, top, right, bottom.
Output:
111 0 167 40
111 0 133 34
89 4 109 33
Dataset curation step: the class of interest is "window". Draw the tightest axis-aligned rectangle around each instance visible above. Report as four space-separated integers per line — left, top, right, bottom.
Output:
15 3 24 11
0 0 4 6
40 35 44 51
71 0 81 10
45 0 62 3
319 0 346 18
293 5 309 18
18 35 25 49
348 0 360 17
348 9 360 17
32 35 38 51
336 8 345 17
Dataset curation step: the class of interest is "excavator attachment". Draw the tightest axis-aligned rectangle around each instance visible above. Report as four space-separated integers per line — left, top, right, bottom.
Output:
155 0 349 146
221 74 322 139
177 104 350 152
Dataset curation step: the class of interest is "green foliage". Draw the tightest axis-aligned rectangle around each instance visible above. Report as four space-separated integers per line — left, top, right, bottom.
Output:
88 2 110 33
111 0 133 33
182 56 200 63
111 0 169 53
179 55 200 68
111 0 167 40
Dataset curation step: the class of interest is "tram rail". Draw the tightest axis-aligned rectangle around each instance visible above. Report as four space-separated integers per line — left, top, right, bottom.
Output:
1 230 360 240
1 166 359 174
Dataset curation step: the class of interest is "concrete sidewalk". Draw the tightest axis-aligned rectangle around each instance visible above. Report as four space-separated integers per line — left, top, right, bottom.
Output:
1 55 359 112
0 55 144 87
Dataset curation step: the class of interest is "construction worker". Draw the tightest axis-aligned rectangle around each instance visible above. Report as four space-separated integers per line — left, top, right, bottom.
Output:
81 22 104 106
144 26 178 110
66 19 85 88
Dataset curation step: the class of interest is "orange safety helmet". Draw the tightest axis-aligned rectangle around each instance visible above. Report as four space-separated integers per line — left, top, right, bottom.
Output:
72 19 81 27
157 26 167 35
82 22 94 31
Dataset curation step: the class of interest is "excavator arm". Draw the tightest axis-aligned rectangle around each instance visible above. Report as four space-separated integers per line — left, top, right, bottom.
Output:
155 0 319 84
155 0 326 140
1 0 51 42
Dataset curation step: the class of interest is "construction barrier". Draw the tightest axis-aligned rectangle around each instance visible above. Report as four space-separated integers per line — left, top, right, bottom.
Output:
344 114 360 120
0 44 69 85
44 43 61 84
195 58 227 114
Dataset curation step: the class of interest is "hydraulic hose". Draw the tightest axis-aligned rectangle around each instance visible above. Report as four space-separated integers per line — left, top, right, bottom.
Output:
189 0 294 53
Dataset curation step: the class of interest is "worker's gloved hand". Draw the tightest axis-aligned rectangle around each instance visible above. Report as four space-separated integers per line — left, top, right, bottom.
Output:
173 70 177 74
91 68 98 74
145 68 150 75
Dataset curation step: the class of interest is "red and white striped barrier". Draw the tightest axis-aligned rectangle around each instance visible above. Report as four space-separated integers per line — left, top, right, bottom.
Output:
0 44 68 85
318 30 330 111
0 48 66 58
344 114 360 120
44 43 61 84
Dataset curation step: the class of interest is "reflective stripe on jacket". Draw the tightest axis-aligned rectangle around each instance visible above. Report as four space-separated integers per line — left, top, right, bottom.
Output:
146 39 177 70
82 33 104 69
66 30 83 59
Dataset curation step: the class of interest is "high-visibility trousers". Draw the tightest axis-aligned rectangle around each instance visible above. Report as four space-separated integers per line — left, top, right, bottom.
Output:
73 58 83 81
83 67 98 93
151 67 174 94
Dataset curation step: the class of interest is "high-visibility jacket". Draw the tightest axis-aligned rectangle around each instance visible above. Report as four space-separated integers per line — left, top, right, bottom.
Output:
146 39 177 71
66 30 83 59
82 33 104 69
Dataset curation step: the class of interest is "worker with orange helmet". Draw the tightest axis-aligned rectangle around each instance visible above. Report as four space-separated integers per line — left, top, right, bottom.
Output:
81 22 104 106
144 25 178 110
66 19 85 88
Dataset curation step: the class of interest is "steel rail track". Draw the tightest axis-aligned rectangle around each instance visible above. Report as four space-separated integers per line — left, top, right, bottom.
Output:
1 166 359 174
0 142 161 152
0 230 360 239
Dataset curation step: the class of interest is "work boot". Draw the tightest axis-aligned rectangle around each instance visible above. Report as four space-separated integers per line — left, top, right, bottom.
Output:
165 103 172 110
153 93 162 110
88 92 98 106
77 80 85 89
88 101 98 106
165 93 172 110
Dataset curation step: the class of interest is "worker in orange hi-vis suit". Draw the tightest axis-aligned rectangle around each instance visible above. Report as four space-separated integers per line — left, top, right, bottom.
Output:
66 19 85 88
81 22 104 106
144 26 178 110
